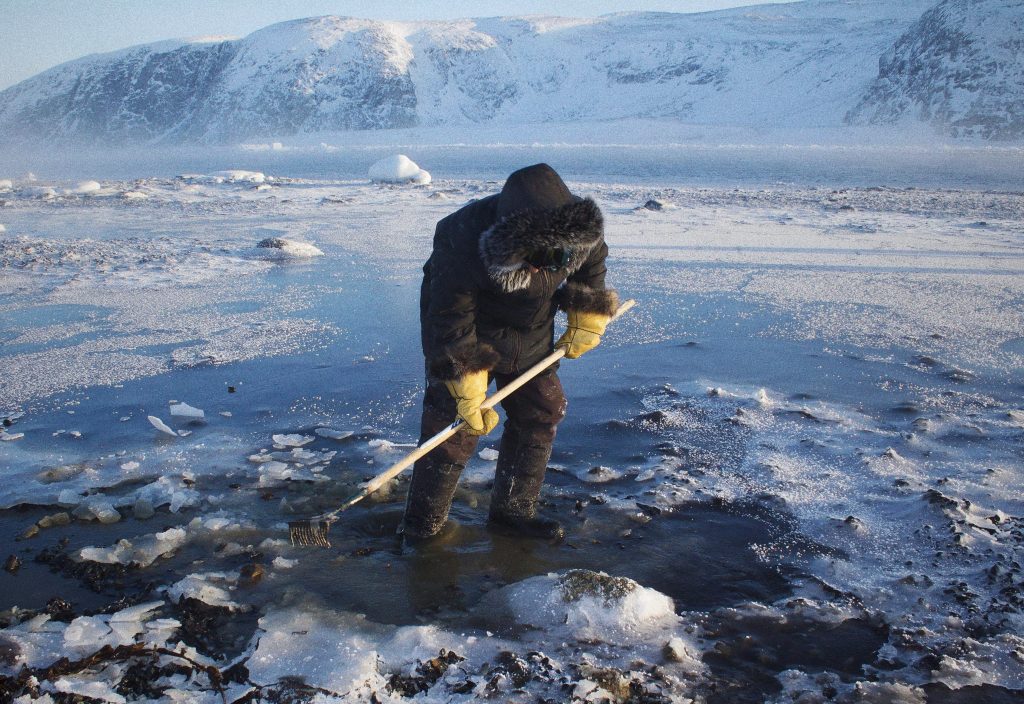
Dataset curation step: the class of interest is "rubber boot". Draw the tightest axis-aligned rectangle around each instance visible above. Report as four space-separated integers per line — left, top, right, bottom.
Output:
402 460 463 541
488 428 565 540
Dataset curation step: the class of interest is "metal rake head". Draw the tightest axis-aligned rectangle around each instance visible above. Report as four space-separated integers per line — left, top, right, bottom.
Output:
289 519 332 548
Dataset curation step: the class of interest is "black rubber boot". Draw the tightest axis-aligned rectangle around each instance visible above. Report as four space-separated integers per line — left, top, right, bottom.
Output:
402 460 463 541
488 428 564 540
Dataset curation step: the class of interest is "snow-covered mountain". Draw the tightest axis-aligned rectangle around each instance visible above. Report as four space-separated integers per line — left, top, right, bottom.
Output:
0 0 1018 145
846 0 1024 140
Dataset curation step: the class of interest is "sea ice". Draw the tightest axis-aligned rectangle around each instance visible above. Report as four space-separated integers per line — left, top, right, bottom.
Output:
79 526 187 567
63 616 111 650
53 679 126 704
164 573 240 609
368 439 415 454
315 427 354 440
169 402 205 419
147 415 177 436
247 607 457 695
485 570 678 644
368 154 431 185
577 465 621 483
271 433 314 447
132 476 200 513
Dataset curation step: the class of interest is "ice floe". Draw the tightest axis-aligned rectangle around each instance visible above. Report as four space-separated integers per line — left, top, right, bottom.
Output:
169 402 205 419
147 415 177 436
271 433 314 447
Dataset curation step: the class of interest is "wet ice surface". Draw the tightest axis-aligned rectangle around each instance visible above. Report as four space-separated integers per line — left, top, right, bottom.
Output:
1 163 1023 703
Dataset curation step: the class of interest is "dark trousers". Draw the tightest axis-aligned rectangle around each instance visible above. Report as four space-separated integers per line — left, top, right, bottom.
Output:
402 367 567 535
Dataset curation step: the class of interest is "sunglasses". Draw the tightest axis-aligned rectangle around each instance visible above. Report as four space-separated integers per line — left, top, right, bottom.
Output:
524 247 570 271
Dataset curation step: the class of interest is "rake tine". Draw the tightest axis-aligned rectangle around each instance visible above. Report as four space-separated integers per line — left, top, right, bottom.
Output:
289 520 332 548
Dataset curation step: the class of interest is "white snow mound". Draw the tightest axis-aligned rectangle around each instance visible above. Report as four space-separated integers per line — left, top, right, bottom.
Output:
368 154 431 185
488 569 677 642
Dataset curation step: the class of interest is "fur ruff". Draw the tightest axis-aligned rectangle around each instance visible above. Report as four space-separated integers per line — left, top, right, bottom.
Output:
428 342 501 381
479 198 604 293
556 283 620 317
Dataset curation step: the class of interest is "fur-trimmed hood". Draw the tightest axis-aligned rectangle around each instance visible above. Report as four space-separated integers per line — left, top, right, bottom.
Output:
479 197 604 292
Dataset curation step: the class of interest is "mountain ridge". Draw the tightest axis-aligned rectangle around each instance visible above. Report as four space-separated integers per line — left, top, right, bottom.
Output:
1 1 1019 145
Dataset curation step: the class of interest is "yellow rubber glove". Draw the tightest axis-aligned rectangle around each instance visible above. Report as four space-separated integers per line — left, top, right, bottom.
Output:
444 370 499 435
557 310 612 359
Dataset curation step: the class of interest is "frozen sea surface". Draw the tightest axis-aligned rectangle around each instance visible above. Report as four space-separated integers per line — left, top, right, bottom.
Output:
1 153 1023 703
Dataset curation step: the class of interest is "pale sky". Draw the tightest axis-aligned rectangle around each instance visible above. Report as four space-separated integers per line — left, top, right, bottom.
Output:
0 0 797 90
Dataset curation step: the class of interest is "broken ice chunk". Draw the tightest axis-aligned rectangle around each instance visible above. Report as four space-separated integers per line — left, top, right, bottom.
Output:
79 527 188 567
109 601 163 623
63 616 111 650
169 402 205 419
315 427 354 440
478 448 500 461
54 679 126 704
57 489 82 506
577 465 621 483
368 439 415 454
272 433 313 447
147 416 177 436
164 573 240 610
93 504 122 524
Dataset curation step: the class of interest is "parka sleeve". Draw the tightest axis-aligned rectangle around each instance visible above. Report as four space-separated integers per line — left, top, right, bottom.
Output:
425 238 500 381
557 238 619 317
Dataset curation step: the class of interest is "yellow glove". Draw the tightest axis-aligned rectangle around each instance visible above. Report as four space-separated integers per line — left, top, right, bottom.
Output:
556 310 612 359
444 370 499 435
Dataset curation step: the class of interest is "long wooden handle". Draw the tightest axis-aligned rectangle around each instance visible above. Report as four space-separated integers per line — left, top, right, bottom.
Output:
333 298 637 515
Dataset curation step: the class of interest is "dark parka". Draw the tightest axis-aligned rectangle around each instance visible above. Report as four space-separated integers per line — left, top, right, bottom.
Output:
420 164 618 380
